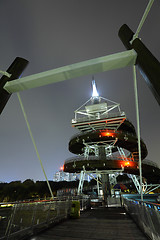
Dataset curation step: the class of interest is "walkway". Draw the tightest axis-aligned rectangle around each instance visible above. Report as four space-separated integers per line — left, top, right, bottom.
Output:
29 207 148 240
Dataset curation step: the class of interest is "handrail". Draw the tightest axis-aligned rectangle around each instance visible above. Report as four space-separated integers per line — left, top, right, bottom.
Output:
65 155 135 164
0 196 90 240
72 111 125 124
123 197 160 240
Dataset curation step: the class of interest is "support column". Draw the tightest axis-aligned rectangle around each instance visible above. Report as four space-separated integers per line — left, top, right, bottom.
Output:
96 170 100 196
78 171 85 195
101 174 111 205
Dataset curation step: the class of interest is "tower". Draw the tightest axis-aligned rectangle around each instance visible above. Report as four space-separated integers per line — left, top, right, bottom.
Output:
64 81 148 200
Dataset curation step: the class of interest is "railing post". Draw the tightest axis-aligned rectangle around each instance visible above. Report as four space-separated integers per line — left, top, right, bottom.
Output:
5 204 17 238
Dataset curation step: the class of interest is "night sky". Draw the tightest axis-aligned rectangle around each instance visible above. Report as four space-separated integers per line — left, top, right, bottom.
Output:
0 0 160 182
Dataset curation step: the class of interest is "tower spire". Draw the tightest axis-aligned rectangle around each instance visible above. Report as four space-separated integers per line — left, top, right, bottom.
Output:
92 77 99 98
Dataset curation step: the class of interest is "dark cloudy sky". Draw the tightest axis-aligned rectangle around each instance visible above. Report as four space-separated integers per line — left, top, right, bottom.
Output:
0 0 160 182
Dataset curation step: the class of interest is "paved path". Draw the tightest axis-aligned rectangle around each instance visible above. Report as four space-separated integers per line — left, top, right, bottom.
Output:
29 207 148 240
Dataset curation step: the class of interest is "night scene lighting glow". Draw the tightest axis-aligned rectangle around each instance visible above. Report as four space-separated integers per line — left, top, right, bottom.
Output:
100 131 115 137
92 80 99 97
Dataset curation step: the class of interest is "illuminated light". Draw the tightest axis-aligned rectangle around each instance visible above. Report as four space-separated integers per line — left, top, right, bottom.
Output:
1 204 13 208
60 165 64 171
92 80 99 97
124 161 130 166
121 161 133 168
100 131 115 137
121 161 133 167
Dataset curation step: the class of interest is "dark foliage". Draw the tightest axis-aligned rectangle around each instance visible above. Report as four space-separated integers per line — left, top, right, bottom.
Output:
0 179 80 202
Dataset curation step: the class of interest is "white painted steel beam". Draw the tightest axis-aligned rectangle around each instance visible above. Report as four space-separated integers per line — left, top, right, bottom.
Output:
4 50 137 93
78 171 85 195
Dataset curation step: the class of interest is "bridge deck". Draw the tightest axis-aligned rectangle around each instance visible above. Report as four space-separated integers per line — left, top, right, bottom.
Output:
29 207 148 240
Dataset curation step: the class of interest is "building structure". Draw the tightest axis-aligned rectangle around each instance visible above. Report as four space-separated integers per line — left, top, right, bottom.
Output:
64 81 160 197
53 171 77 182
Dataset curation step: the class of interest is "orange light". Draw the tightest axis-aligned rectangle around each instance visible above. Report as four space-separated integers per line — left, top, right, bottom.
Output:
121 161 132 168
100 131 115 137
60 165 64 171
124 161 130 166
121 161 138 169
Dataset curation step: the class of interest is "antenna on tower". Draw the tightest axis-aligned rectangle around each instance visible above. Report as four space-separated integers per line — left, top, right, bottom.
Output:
91 76 100 103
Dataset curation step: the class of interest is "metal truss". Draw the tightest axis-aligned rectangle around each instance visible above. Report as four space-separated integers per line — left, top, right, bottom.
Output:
77 168 124 195
128 174 160 194
82 139 118 159
72 95 126 132
117 147 129 161
82 139 130 163
109 173 121 185
128 174 141 194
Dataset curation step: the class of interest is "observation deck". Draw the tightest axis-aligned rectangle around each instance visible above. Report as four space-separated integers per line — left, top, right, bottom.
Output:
64 90 150 175
64 82 160 185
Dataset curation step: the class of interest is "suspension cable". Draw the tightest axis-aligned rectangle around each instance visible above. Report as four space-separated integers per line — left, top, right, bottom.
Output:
132 0 154 41
131 0 155 201
133 65 143 201
17 92 54 199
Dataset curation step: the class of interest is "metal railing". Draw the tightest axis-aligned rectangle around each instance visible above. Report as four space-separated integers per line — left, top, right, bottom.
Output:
0 197 90 240
72 111 125 124
65 155 134 164
123 197 160 240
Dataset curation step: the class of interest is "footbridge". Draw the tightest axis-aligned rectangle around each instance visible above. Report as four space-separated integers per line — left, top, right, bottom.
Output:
0 1 160 240
1 195 160 240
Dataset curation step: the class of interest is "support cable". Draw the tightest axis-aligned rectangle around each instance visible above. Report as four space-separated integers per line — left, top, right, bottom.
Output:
131 0 155 201
17 92 54 199
132 0 154 41
133 65 143 201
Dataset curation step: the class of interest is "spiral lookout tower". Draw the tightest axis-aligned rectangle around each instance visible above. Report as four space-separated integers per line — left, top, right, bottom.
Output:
64 81 160 196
